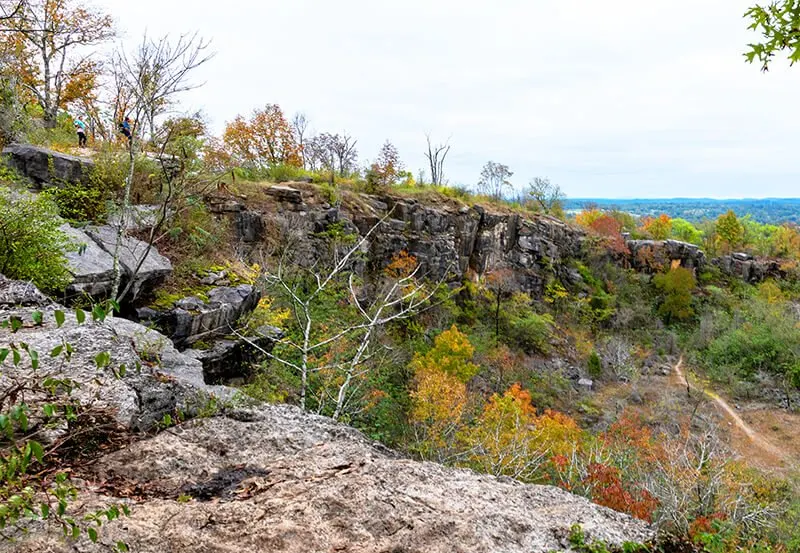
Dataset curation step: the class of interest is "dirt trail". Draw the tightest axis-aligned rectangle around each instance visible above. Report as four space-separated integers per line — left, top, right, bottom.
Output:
674 357 787 461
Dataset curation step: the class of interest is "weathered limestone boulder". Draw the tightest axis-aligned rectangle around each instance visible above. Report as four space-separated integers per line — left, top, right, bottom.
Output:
135 284 261 348
9 405 654 553
235 210 264 243
60 224 172 303
184 325 282 385
627 239 705 272
1 143 94 186
60 225 116 299
713 253 784 283
266 183 304 204
84 225 172 302
0 275 232 431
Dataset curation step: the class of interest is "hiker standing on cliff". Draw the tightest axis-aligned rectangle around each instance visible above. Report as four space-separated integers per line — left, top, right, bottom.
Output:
74 118 87 147
119 116 132 142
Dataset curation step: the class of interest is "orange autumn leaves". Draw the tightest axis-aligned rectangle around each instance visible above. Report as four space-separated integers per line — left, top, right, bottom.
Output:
222 104 303 168
409 326 656 521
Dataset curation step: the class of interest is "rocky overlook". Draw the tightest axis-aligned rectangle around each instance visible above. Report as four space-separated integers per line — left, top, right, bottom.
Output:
0 275 653 552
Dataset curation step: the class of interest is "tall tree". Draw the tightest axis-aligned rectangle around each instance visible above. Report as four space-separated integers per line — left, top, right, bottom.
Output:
425 134 450 186
110 32 212 303
223 104 302 168
715 210 745 254
527 176 564 216
367 140 402 189
291 112 309 168
477 161 513 200
2 0 114 126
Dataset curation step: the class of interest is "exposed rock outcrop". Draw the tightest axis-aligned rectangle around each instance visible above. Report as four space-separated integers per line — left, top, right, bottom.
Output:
1 143 94 186
627 239 705 272
135 284 261 348
184 325 282 385
61 224 172 303
83 225 172 302
235 186 585 297
0 274 231 431
713 253 784 283
9 404 654 553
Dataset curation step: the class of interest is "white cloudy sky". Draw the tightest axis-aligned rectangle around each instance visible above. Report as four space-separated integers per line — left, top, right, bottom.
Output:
95 0 800 198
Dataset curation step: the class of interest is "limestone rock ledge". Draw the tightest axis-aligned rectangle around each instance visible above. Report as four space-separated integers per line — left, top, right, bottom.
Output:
8 405 654 553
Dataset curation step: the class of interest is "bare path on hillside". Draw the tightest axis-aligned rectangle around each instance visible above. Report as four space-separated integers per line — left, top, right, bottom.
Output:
674 357 787 461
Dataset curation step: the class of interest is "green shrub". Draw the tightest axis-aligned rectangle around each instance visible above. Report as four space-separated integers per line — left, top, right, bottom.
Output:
165 198 228 255
263 163 311 183
42 181 109 223
0 188 73 291
508 312 554 353
587 351 602 378
653 267 696 323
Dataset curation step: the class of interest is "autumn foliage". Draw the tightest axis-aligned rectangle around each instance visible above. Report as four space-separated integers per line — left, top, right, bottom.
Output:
584 213 630 255
641 213 672 240
223 104 302 168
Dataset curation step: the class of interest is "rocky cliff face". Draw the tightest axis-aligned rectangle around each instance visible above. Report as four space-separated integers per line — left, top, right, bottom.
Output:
227 185 586 297
0 275 654 552
1 143 94 186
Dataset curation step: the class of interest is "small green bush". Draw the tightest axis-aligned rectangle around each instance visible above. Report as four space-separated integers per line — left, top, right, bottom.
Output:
0 188 73 291
587 351 602 378
507 312 554 353
42 182 109 223
263 163 312 183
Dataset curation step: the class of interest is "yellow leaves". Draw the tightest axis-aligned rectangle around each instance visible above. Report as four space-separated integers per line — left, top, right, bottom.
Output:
575 208 604 228
384 250 418 279
410 365 467 430
410 325 479 383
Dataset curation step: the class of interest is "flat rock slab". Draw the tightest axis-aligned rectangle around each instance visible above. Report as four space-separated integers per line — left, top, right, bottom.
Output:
2 143 94 186
60 225 116 299
136 284 260 348
7 406 654 552
85 225 172 301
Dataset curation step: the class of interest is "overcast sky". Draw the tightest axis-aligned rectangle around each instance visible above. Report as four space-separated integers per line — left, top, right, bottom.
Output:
95 0 800 199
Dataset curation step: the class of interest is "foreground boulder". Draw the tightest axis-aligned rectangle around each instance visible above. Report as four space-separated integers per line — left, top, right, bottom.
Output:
9 405 654 553
1 143 94 186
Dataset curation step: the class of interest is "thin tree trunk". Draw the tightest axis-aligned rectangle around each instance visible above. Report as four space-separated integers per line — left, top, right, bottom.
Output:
111 136 137 305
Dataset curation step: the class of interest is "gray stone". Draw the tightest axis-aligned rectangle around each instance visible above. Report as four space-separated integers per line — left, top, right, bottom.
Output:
0 276 233 432
578 378 595 390
9 405 653 553
85 225 172 302
712 254 783 283
60 225 116 300
106 204 166 231
265 184 303 204
1 143 94 186
235 210 264 243
136 285 261 348
627 239 706 272
184 325 282 385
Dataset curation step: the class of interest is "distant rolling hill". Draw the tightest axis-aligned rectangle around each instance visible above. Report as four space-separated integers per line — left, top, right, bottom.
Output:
563 198 800 225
